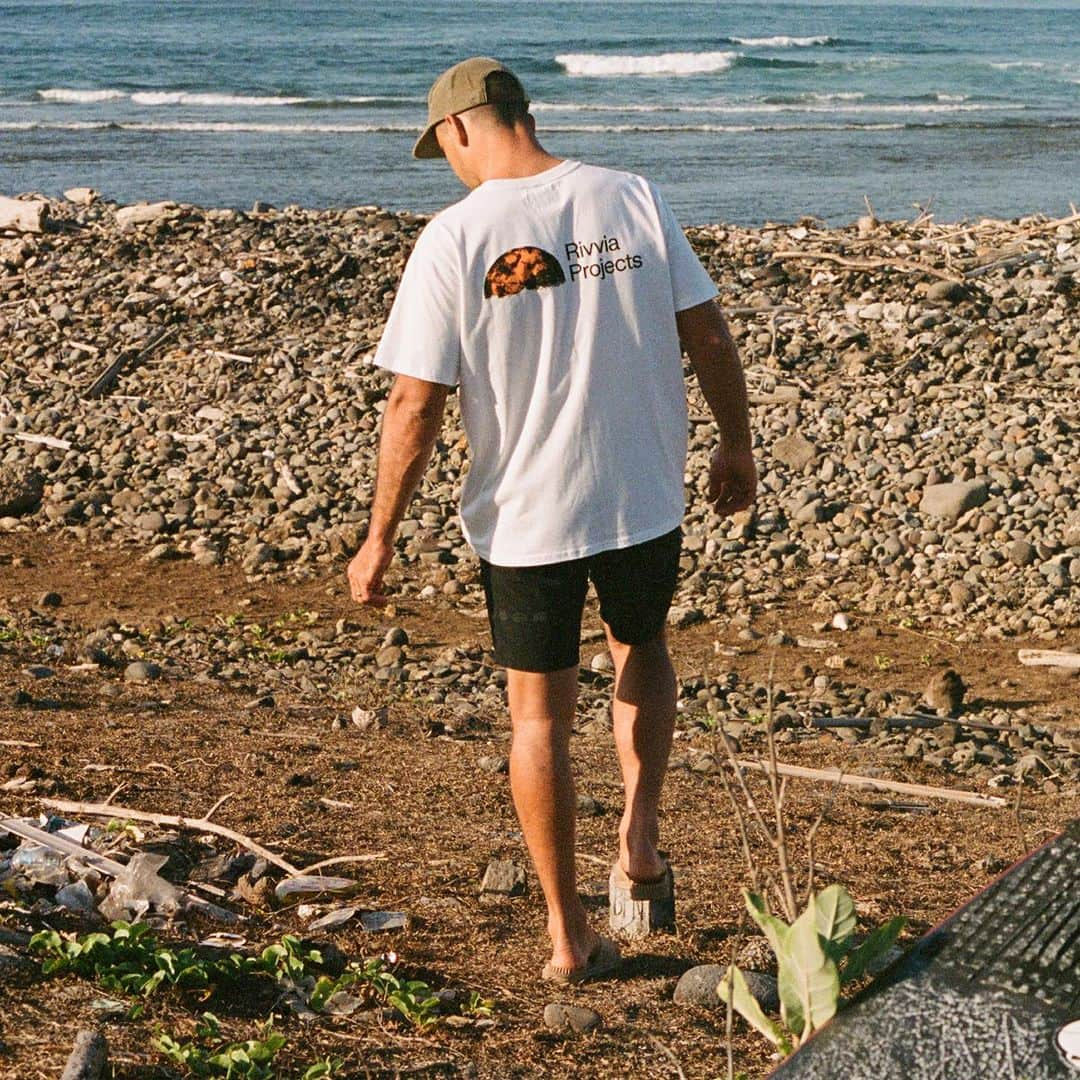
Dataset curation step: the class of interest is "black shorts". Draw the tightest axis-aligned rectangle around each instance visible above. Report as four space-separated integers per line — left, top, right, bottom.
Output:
479 528 682 673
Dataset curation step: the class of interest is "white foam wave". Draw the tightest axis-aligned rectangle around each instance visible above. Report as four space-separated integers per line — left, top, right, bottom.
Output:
936 93 968 102
731 35 833 47
533 99 1018 116
0 120 419 134
130 92 311 106
555 51 739 77
38 88 126 103
35 89 417 108
989 60 1047 70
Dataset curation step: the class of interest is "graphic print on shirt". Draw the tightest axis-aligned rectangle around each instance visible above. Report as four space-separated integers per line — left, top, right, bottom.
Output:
483 247 566 299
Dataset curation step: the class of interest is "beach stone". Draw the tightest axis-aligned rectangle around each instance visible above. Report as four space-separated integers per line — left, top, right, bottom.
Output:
919 480 989 523
38 591 62 608
1007 539 1037 567
674 965 779 1013
480 859 526 898
63 186 98 205
773 432 817 471
0 466 43 518
926 280 969 304
923 669 966 716
543 1002 602 1034
116 201 175 228
124 661 162 683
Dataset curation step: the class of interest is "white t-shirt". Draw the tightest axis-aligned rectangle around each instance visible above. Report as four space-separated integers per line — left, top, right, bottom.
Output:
372 159 717 566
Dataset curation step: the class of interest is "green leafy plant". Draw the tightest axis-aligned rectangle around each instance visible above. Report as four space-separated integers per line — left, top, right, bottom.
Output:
719 885 905 1054
873 654 893 672
156 1014 286 1079
30 922 215 1001
312 956 441 1027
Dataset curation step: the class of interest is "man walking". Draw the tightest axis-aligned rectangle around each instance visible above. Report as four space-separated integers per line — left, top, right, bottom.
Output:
348 58 755 983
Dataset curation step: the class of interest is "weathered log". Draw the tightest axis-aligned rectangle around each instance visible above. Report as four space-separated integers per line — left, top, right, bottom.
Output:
0 195 47 233
731 759 1007 808
1018 648 1080 670
60 1030 108 1080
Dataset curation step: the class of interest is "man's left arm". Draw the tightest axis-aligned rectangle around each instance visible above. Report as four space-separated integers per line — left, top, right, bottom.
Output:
348 374 450 605
676 299 757 517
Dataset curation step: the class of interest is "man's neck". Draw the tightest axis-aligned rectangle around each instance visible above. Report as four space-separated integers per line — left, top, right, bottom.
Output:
472 136 563 185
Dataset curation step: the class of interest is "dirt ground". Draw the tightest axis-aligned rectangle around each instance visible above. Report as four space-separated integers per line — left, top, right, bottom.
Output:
1 533 1078 1079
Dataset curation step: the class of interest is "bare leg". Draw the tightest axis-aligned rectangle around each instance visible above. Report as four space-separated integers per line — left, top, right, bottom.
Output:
507 665 599 972
606 629 677 883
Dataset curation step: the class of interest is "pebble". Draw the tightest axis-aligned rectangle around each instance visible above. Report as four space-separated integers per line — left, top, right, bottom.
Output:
674 964 779 1013
543 1002 602 1034
480 859 526 898
124 661 162 683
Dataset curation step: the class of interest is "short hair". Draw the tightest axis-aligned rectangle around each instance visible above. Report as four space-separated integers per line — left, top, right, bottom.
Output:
485 70 530 127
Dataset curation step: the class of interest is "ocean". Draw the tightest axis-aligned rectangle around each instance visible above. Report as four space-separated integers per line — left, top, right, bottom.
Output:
2 0 1078 225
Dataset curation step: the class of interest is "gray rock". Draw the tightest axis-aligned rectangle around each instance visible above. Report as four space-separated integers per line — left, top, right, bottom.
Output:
480 859 526 898
124 661 162 683
923 669 966 716
773 431 817 471
543 1002 602 1034
1006 539 1037 567
116 200 175 228
674 964 779 1013
0 466 43 518
926 280 969 304
919 480 989 523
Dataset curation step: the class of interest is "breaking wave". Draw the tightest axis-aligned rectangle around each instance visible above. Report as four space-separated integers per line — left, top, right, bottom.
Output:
555 51 740 76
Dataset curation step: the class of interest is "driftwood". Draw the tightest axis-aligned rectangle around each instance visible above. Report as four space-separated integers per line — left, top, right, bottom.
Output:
771 249 964 283
731 759 1007 808
12 432 72 451
1018 649 1080 670
60 1031 108 1080
42 797 302 876
0 195 47 234
809 713 1025 735
85 325 179 399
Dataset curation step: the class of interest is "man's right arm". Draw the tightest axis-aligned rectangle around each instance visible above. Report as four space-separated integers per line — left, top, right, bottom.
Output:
675 299 757 517
348 374 449 606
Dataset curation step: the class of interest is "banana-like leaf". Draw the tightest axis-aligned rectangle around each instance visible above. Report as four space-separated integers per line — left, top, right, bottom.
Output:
718 965 792 1054
841 916 906 985
778 905 840 1039
742 889 791 956
813 885 856 961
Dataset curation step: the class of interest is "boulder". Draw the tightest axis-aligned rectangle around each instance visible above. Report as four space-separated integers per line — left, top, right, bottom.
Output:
0 466 43 517
919 480 988 523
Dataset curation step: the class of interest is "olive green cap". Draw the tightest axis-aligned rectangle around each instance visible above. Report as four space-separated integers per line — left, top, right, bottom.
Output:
413 56 528 159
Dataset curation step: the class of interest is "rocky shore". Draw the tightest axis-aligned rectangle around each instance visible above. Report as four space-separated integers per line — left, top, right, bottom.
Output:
2 192 1077 631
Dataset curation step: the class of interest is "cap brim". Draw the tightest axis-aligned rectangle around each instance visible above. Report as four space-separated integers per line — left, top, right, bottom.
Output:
412 122 444 160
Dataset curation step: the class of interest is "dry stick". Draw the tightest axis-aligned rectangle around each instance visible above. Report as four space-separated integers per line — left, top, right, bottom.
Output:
771 249 964 283
731 761 1007 809
286 853 386 877
804 764 848 906
203 792 234 822
716 751 762 897
648 1035 688 1080
725 914 749 1080
0 739 41 749
42 798 302 876
763 659 798 923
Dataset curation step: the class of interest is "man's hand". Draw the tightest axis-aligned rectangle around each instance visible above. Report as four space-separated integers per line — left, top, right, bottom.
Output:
708 446 757 517
348 538 395 606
